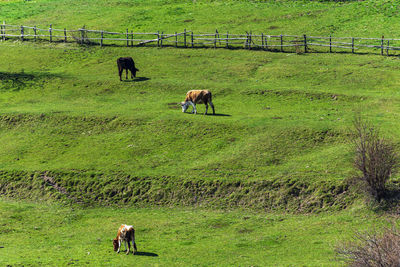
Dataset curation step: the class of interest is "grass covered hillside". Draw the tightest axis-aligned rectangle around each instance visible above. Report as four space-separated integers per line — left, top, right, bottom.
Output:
1 0 400 208
3 1 400 266
0 199 393 266
2 0 400 38
2 42 400 208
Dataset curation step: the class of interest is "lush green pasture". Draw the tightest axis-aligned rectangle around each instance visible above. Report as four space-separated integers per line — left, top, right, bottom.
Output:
0 199 392 266
1 40 400 209
0 1 399 190
2 0 400 266
2 42 400 183
2 0 400 38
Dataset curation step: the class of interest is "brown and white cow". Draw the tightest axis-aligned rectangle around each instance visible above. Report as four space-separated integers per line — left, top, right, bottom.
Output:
181 90 215 115
113 224 137 255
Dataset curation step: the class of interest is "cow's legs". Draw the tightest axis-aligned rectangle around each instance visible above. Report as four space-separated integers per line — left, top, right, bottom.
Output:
118 67 123 81
130 69 134 79
133 242 137 254
126 241 131 255
189 101 197 114
125 69 128 79
205 103 208 115
131 231 137 254
209 100 215 115
117 240 121 253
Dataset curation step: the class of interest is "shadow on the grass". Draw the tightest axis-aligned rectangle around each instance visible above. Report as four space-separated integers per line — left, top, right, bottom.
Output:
135 251 159 257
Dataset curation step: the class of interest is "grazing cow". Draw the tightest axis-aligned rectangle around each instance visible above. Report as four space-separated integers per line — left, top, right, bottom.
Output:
117 57 139 81
181 90 215 115
113 224 137 255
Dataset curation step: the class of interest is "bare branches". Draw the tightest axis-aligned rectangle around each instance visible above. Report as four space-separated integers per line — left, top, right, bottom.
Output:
352 115 398 201
337 226 400 267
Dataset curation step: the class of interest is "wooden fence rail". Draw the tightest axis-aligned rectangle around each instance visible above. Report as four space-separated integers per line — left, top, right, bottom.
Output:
2 22 400 56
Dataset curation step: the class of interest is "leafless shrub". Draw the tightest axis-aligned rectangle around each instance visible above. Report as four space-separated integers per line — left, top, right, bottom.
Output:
353 115 398 201
336 226 400 267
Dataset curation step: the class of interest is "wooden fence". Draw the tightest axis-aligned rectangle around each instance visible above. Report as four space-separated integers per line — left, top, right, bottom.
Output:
2 22 400 56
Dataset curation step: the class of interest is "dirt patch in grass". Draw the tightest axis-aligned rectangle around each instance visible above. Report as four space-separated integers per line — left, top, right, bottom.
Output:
167 102 180 109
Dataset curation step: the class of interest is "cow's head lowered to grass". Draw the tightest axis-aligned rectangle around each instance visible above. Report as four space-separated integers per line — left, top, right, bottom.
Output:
180 101 190 113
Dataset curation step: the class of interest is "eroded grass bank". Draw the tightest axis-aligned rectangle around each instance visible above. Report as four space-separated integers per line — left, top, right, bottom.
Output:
0 170 355 213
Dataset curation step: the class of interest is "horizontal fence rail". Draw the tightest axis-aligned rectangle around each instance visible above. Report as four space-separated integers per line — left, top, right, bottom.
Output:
1 22 400 56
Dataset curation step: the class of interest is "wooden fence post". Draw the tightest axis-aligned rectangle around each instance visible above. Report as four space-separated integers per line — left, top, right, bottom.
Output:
20 26 24 41
175 32 178 47
0 23 2 42
246 32 250 49
381 36 384 56
64 28 67 42
280 34 283 52
184 29 187 48
249 32 252 49
303 34 307 53
329 35 332 53
100 31 103 47
80 28 84 45
157 31 160 47
34 25 36 41
191 32 194 48
49 24 52 42
226 32 229 48
160 32 163 48
214 29 217 48
2 21 5 42
387 40 390 56
351 37 354 53
126 29 129 47
0 23 3 42
261 33 264 49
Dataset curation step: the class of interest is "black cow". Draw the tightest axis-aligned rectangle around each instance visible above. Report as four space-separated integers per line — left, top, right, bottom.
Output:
117 57 139 81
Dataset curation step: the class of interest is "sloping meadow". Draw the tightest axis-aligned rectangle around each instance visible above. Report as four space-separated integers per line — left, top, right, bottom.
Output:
1 42 400 210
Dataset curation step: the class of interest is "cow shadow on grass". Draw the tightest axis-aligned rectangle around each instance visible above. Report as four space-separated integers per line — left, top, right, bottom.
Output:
182 112 231 117
210 113 231 117
122 77 150 83
135 251 158 257
166 103 231 116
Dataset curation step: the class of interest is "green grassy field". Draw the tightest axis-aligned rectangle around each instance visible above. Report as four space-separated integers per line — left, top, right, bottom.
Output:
0 198 392 266
2 43 400 182
2 0 400 265
2 0 400 37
